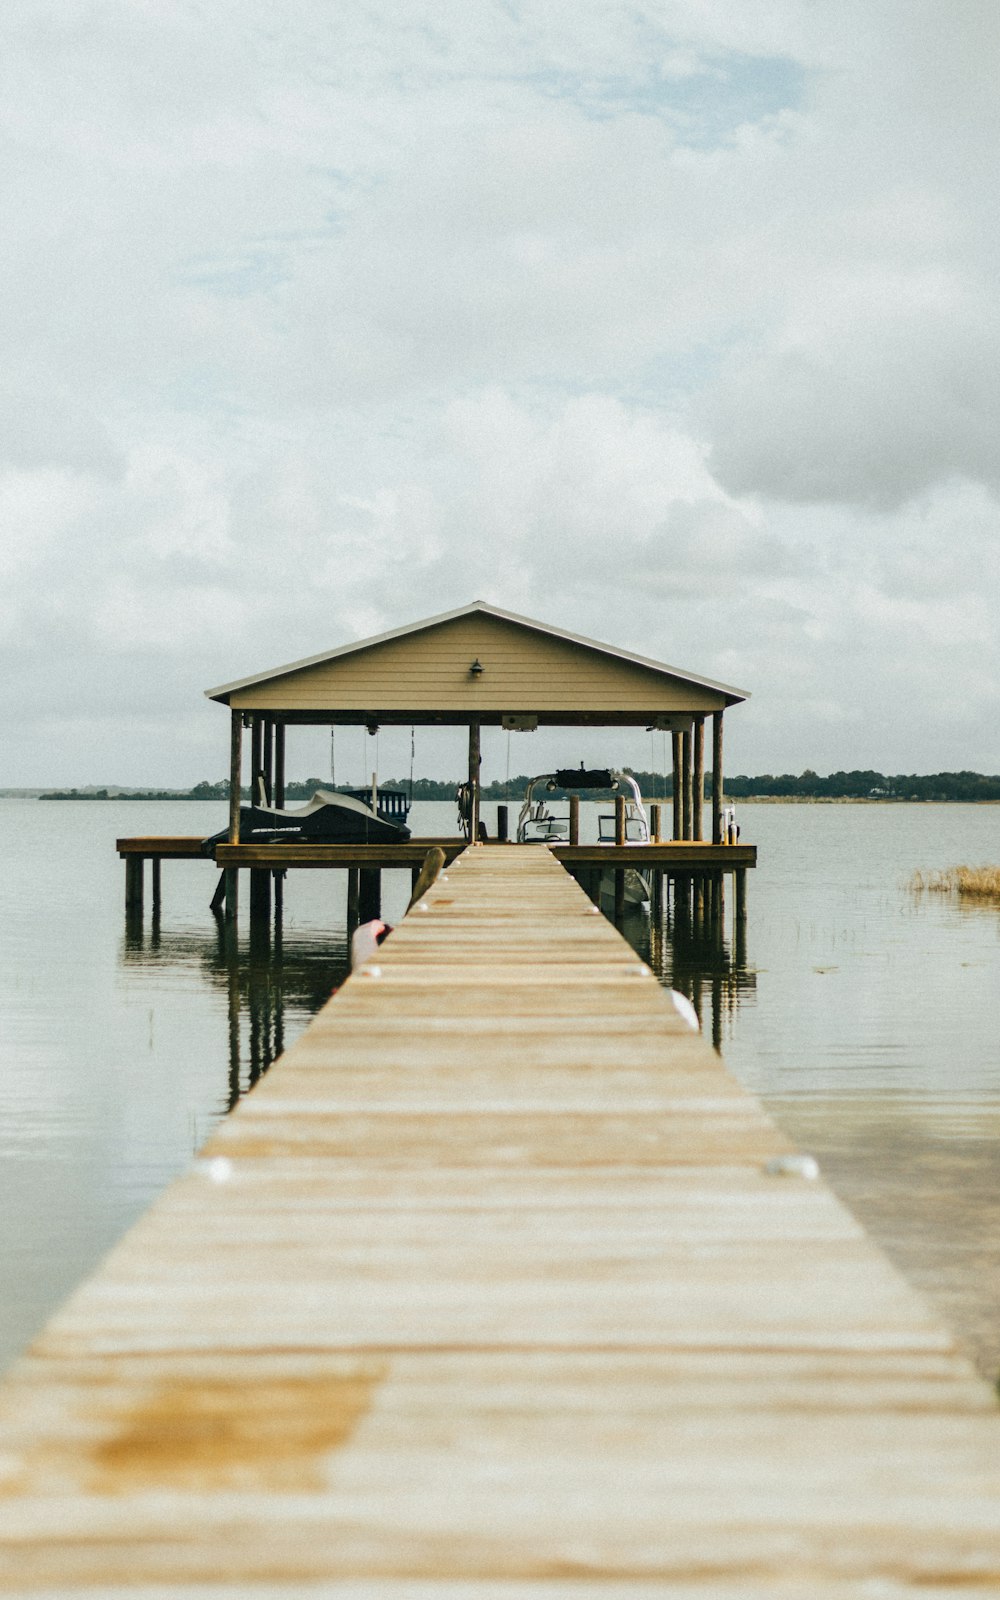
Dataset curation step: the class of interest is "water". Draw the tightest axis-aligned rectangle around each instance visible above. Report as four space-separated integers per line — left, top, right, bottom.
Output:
0 798 998 1376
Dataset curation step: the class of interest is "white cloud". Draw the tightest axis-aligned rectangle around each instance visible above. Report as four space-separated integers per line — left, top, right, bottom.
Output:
0 0 998 782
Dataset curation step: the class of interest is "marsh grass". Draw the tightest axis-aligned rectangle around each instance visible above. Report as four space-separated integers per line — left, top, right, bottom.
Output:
909 865 1000 902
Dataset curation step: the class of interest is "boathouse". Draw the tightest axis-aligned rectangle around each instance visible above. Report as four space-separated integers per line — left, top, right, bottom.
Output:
205 599 749 846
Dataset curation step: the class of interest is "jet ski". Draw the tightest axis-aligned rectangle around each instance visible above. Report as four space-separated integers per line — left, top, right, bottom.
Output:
203 788 411 852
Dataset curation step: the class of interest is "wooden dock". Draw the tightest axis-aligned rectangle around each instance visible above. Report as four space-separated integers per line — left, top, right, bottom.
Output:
2 845 999 1591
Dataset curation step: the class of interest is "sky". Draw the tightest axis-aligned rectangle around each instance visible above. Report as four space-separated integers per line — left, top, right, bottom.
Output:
2 0 999 786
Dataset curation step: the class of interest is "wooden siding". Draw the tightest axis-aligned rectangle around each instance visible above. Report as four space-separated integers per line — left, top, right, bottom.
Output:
229 614 729 714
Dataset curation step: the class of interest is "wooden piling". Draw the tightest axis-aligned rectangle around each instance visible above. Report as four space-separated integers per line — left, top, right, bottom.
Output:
262 718 274 805
274 721 285 810
228 710 243 845
496 804 509 842
649 801 661 843
692 716 705 842
346 867 360 933
712 710 724 845
223 866 239 925
359 868 382 923
569 794 580 846
614 793 626 922
671 732 682 840
151 856 161 917
680 731 692 840
251 715 263 801
468 719 481 843
250 868 271 933
124 855 143 915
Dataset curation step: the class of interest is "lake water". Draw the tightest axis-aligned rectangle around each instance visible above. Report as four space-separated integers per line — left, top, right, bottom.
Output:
1 798 998 1376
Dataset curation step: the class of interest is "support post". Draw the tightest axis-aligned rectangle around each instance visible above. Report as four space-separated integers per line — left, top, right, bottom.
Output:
692 716 705 842
735 866 747 927
225 708 243 926
649 801 661 843
569 794 580 846
210 872 227 916
124 855 143 915
359 868 381 922
223 867 239 925
468 719 481 842
229 711 243 844
680 731 692 840
496 803 509 842
250 715 263 803
151 857 161 917
262 718 274 805
671 731 682 840
712 710 724 845
274 721 286 810
250 868 271 938
614 793 626 922
346 867 360 934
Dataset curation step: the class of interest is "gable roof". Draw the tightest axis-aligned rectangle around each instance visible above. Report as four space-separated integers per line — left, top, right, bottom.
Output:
205 600 749 707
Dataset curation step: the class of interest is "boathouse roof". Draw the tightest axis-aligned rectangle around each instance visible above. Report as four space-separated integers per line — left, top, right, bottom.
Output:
204 600 749 725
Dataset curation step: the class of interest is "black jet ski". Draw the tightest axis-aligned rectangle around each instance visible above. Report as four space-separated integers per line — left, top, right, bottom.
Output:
203 788 411 852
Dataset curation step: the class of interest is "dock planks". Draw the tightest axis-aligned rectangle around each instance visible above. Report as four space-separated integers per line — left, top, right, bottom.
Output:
1 845 999 1593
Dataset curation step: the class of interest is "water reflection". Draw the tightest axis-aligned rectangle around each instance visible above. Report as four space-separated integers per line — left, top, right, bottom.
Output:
613 885 756 1055
120 915 349 1113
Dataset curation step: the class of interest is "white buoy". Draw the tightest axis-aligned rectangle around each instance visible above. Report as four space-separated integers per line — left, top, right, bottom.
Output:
764 1154 820 1180
351 919 388 971
669 990 700 1031
195 1156 233 1184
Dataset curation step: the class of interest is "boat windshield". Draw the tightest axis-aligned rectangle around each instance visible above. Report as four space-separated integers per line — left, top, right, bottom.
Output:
521 815 570 843
598 814 649 843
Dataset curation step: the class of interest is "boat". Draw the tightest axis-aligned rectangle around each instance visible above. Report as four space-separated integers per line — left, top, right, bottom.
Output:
202 787 411 852
516 766 651 910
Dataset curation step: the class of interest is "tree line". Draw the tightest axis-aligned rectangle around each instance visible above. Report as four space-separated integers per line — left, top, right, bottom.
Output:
38 769 1000 803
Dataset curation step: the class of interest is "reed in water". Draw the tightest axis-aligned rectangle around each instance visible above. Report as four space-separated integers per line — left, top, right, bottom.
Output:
909 865 1000 902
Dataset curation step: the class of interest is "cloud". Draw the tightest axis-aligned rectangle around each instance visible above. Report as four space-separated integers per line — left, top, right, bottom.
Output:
0 0 998 782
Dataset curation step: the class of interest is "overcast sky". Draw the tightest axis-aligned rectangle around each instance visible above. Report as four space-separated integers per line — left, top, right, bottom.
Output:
2 0 998 786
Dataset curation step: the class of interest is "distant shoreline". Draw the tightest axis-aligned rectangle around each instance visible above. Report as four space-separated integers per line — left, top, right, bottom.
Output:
5 791 999 807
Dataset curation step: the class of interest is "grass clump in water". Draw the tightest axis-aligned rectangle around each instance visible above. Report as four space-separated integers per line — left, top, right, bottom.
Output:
909 865 1000 902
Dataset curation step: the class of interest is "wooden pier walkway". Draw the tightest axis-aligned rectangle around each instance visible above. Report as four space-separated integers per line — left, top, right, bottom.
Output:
1 846 999 1592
